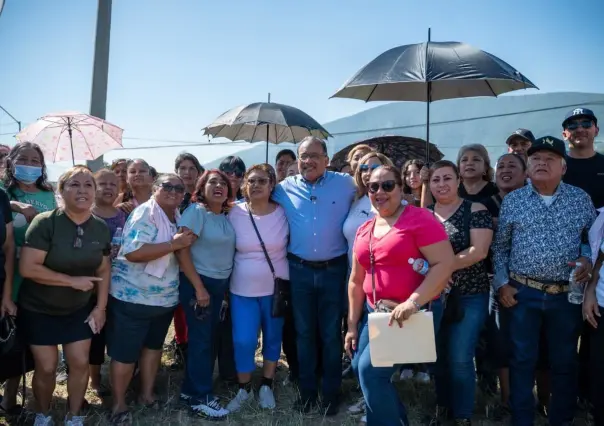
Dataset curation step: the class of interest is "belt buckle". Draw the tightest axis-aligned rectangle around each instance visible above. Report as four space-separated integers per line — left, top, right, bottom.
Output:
545 285 560 295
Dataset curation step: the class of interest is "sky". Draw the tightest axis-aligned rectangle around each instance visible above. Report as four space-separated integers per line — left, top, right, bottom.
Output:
1 0 603 178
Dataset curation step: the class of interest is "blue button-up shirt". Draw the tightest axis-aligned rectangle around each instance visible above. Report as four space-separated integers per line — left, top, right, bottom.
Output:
272 172 356 261
492 182 596 290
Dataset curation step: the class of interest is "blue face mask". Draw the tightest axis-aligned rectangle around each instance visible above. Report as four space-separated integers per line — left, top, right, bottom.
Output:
14 165 43 184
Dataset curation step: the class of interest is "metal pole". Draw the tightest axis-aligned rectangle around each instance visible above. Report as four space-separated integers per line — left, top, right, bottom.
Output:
87 0 112 172
67 118 75 166
425 28 431 164
0 104 21 133
265 92 271 164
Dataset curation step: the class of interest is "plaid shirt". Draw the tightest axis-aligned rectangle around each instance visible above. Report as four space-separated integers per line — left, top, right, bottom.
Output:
492 182 596 290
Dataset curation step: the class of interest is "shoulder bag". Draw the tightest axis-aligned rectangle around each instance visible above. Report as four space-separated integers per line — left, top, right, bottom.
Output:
247 206 291 318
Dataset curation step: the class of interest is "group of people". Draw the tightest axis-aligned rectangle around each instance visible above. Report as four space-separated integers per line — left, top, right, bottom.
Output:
0 106 602 426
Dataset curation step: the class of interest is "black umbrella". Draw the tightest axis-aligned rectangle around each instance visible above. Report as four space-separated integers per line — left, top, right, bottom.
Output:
331 29 538 161
203 94 331 163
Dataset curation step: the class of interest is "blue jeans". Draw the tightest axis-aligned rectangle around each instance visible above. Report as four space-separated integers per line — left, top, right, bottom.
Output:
353 299 443 425
508 281 582 426
230 293 284 373
435 292 489 419
289 257 347 401
179 272 229 401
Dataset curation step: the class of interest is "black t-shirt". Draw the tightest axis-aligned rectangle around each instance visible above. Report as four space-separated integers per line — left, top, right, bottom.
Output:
563 153 604 209
458 181 499 203
0 188 13 286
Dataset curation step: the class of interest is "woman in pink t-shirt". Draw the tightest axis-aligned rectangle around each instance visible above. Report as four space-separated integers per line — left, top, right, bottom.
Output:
226 164 289 413
345 165 454 426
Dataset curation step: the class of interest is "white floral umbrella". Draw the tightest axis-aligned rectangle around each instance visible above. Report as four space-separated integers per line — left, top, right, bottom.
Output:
16 111 123 164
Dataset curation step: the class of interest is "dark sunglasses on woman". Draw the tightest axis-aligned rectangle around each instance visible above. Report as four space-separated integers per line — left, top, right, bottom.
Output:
368 180 396 194
161 182 186 194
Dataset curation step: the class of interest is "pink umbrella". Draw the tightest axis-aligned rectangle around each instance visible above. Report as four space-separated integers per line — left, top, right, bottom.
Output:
15 111 123 165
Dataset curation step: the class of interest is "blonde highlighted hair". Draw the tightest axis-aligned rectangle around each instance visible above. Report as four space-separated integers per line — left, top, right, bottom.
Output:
457 144 494 182
57 165 95 192
354 152 394 199
346 144 374 164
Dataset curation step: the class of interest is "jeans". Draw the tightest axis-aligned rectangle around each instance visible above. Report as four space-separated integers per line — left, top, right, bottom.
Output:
179 272 229 401
230 293 284 373
589 306 604 426
435 291 489 420
353 299 443 425
507 281 582 426
289 257 347 401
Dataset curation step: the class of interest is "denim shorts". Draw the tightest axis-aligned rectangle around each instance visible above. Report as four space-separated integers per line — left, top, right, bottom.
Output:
106 297 175 364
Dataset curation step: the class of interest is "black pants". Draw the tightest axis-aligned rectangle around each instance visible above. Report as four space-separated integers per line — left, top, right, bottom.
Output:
213 302 236 381
282 307 322 380
578 321 592 400
590 308 604 426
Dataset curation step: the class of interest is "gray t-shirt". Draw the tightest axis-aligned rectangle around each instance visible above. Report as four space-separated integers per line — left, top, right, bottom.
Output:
178 203 236 279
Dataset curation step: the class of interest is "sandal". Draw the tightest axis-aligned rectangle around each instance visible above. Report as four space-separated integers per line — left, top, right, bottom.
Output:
108 410 132 426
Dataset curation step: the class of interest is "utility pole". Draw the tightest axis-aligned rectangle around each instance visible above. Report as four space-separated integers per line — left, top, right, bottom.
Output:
0 105 21 132
87 0 112 171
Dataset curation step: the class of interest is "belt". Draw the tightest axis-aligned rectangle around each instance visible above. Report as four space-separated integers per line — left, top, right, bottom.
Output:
287 253 347 269
510 272 569 295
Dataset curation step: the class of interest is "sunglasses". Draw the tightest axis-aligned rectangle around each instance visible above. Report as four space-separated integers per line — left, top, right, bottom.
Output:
368 180 397 193
565 120 594 131
73 225 84 249
221 168 244 178
359 164 381 172
161 182 186 194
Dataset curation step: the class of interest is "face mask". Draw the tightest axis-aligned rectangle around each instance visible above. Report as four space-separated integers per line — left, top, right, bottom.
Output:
14 165 43 184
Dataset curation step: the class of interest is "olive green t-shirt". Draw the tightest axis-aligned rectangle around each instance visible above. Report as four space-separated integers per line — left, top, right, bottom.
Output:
19 209 111 315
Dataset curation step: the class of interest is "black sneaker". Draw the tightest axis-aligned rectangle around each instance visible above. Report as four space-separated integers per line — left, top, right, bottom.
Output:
320 397 340 417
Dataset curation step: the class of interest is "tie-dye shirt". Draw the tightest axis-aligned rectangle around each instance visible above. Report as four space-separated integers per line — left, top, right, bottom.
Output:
110 200 179 307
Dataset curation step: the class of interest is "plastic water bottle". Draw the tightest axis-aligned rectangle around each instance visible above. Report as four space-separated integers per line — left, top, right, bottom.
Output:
408 258 429 275
568 262 584 305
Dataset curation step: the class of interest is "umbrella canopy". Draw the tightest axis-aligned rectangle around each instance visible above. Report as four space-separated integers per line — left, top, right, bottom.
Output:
203 101 331 163
16 111 123 164
331 41 538 102
331 136 444 170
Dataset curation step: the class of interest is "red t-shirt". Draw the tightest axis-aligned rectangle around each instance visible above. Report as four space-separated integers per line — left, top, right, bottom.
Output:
353 206 448 307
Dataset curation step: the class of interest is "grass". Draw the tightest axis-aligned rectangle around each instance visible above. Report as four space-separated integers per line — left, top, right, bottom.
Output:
0 327 591 425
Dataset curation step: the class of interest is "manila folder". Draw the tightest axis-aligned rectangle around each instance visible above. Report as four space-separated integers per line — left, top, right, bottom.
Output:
368 311 436 367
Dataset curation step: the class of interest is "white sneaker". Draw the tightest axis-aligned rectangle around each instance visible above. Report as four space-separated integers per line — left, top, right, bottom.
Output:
399 369 414 380
65 415 86 426
415 372 431 383
226 388 253 413
348 396 365 414
34 414 54 426
191 397 229 420
360 414 367 423
258 385 276 409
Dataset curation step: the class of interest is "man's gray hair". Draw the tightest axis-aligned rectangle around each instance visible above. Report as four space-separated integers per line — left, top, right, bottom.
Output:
297 136 327 155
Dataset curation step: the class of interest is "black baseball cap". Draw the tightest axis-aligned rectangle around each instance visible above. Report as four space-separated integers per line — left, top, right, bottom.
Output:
527 136 566 158
505 128 535 145
562 107 598 128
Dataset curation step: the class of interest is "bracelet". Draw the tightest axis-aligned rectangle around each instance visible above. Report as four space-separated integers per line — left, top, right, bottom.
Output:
94 306 106 312
409 299 422 311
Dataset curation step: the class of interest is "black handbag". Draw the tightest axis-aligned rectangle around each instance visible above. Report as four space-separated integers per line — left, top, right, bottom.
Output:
247 206 291 318
0 314 17 356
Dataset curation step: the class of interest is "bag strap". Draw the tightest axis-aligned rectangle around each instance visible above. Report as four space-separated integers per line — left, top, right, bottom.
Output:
247 204 276 279
462 200 471 249
369 218 377 306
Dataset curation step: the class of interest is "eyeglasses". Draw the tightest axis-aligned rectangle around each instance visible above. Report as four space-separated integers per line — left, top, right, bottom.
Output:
299 153 324 162
161 182 186 194
368 180 397 193
221 168 244 178
73 226 84 249
565 120 594 131
359 164 381 172
247 178 269 186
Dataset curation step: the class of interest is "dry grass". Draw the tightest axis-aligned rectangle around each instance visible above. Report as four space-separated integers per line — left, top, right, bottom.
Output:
1 327 591 425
